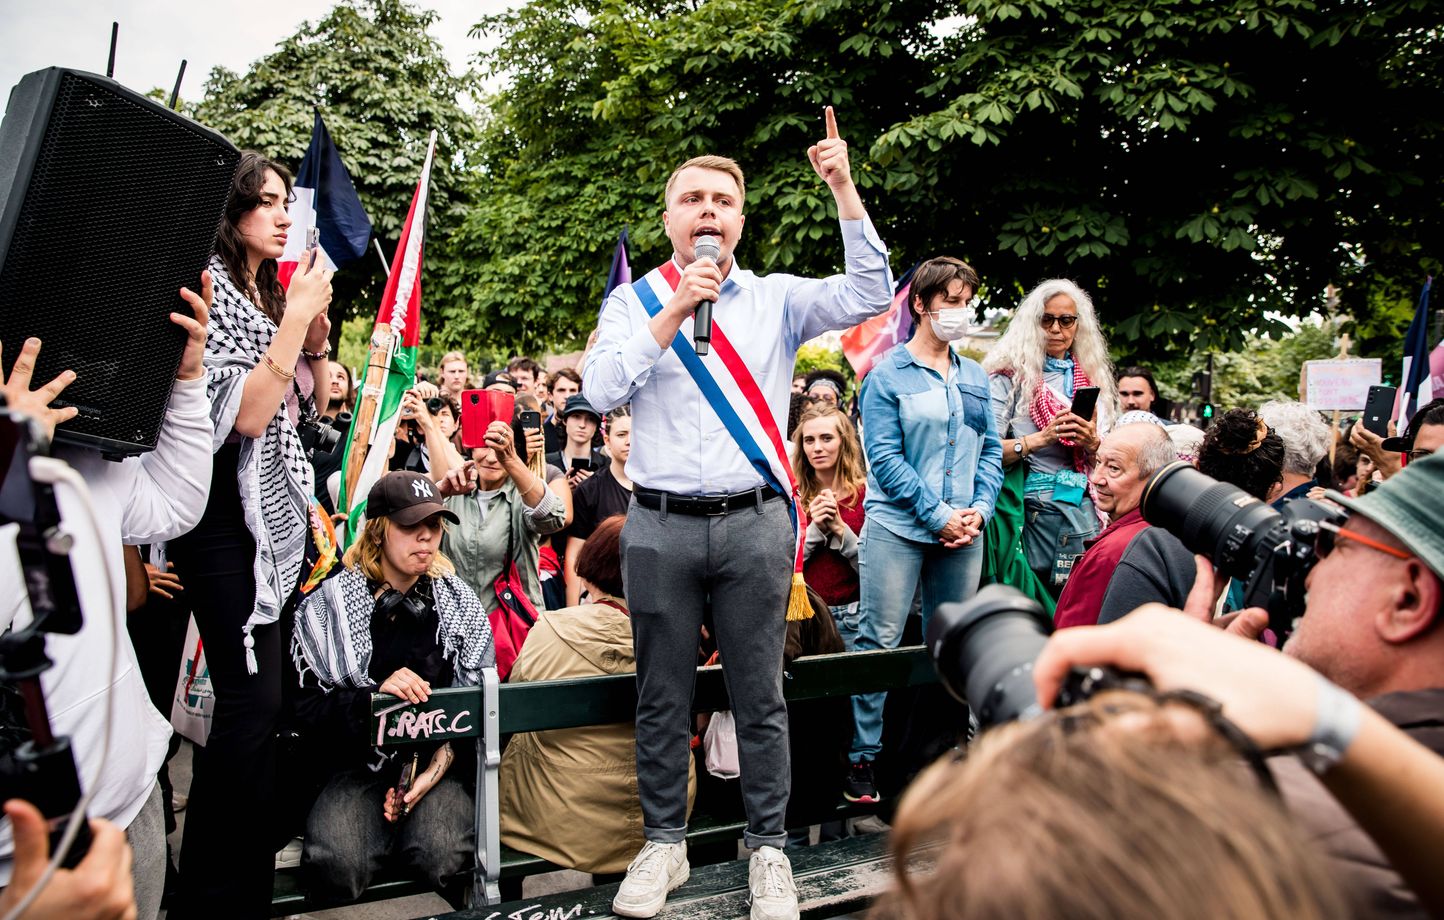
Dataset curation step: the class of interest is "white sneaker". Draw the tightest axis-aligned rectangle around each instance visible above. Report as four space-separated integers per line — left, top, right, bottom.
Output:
611 840 689 918
748 846 799 920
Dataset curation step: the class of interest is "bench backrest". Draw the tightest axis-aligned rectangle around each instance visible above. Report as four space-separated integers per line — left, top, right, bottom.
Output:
370 645 937 742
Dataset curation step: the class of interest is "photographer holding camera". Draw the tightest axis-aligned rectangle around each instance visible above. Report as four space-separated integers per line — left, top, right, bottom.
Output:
1061 451 1444 915
390 384 463 480
1 272 213 919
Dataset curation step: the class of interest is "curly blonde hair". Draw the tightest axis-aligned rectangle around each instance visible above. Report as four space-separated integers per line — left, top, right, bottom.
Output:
982 279 1117 427
791 405 866 507
343 516 456 582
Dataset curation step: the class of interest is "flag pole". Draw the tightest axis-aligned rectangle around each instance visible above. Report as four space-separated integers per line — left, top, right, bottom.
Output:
340 132 438 525
373 237 391 277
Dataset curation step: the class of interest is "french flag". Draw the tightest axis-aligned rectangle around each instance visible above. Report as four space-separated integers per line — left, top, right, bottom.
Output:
1398 276 1438 433
278 111 372 287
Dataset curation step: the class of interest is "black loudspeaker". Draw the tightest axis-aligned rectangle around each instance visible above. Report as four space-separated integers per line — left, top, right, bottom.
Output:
0 68 239 457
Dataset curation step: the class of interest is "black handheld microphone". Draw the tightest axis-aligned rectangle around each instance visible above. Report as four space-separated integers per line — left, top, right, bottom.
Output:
692 235 721 356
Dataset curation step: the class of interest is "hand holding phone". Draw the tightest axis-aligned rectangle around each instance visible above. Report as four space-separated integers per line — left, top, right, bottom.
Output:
1361 385 1397 438
386 753 419 823
1069 386 1101 421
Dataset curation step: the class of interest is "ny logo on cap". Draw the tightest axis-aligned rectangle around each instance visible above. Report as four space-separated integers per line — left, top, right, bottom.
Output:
411 479 434 499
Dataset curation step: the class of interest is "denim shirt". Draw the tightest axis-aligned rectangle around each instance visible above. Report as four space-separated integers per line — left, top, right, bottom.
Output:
861 343 1005 543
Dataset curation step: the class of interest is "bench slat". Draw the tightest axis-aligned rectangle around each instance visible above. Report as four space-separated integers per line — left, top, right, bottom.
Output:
370 646 936 744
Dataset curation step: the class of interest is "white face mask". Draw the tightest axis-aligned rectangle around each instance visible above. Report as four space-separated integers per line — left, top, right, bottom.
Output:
929 310 970 341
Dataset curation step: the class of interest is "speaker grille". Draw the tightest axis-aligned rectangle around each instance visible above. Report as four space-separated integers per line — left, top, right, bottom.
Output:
0 71 238 455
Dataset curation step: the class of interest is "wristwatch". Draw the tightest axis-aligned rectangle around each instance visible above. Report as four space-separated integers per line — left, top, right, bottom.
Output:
1012 438 1026 458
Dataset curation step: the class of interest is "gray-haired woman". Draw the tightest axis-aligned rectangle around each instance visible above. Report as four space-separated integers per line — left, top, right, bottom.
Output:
983 278 1117 595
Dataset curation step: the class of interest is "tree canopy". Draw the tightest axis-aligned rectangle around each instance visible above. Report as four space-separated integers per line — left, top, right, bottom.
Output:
192 0 477 325
193 0 1440 362
443 0 1439 358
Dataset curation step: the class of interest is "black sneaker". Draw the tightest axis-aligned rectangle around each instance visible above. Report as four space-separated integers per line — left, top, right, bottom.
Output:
843 760 880 803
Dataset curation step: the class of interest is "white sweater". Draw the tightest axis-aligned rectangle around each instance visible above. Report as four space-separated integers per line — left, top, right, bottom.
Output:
0 375 212 879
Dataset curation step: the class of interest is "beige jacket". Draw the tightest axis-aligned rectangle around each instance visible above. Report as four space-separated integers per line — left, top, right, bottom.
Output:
499 600 696 873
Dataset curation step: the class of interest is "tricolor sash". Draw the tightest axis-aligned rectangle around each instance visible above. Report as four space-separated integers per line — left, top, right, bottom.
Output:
631 261 812 620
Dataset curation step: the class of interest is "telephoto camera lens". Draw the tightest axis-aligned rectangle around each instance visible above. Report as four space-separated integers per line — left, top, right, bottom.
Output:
426 397 445 415
1140 461 1285 583
926 585 1055 727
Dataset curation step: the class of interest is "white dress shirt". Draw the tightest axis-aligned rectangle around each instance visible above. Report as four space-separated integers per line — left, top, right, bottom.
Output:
584 216 892 495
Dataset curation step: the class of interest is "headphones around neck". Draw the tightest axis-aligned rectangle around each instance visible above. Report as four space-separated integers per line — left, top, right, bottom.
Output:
374 576 433 621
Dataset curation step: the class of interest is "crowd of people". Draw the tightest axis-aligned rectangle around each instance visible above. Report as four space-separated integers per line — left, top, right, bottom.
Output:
2 113 1443 920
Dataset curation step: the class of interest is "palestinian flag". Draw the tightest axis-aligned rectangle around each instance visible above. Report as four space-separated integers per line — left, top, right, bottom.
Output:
337 132 436 543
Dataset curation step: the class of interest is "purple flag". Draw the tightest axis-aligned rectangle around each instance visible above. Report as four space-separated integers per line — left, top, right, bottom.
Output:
600 228 632 320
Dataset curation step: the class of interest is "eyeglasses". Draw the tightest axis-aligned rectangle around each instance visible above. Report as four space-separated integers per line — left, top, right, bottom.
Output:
1315 520 1411 561
1039 314 1079 330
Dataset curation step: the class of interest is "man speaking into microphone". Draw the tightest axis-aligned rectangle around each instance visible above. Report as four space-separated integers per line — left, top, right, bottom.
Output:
584 108 892 920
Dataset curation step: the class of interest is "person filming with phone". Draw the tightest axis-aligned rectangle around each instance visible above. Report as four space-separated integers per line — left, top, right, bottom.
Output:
436 416 567 675
984 278 1117 597
287 471 493 905
545 395 605 487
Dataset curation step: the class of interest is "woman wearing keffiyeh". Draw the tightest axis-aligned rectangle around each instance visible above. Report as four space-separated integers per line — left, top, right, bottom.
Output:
289 471 493 904
166 152 335 917
984 279 1118 596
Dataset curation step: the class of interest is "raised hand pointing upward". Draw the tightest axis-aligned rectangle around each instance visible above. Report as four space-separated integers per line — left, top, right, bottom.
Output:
807 105 864 219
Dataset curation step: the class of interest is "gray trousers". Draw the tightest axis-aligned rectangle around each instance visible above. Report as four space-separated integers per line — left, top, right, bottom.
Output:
621 495 793 850
126 782 166 920
301 767 473 904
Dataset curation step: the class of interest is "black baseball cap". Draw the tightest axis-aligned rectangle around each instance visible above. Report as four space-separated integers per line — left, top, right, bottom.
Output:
366 471 460 526
562 394 601 422
1380 397 1444 452
483 370 518 392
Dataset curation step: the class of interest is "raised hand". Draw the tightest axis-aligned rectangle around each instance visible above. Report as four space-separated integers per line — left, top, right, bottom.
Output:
1 337 78 441
437 460 480 497
807 106 851 189
174 270 212 382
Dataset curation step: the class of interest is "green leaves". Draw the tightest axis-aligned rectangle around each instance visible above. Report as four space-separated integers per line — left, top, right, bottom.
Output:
200 0 1440 362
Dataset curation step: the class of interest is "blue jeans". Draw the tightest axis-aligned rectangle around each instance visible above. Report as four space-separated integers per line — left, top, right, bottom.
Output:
829 601 861 651
850 519 983 762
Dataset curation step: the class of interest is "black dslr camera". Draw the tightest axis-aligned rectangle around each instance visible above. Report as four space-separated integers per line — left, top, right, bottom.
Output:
926 585 1146 728
297 411 351 457
1140 462 1344 641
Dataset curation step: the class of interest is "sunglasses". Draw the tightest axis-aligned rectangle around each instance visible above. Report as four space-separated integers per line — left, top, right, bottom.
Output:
1315 520 1411 561
1040 314 1079 330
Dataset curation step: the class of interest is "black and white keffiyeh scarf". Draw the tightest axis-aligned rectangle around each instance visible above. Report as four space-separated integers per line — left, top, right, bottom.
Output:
290 567 495 691
203 256 314 673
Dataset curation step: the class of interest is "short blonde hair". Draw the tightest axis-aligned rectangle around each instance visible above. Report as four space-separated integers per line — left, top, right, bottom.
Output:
343 516 456 582
440 351 468 370
664 156 746 207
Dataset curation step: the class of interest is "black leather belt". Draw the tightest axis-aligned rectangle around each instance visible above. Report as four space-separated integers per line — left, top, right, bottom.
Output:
634 485 782 516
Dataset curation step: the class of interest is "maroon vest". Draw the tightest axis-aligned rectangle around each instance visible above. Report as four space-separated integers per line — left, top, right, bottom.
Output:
1053 507 1148 629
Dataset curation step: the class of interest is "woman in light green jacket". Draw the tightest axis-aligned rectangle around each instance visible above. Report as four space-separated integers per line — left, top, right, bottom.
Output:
436 419 567 616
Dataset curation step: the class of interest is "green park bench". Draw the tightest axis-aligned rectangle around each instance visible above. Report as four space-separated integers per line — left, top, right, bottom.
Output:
269 645 940 917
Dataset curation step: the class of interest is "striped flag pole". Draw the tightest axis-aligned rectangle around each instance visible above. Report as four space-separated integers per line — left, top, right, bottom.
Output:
338 131 437 545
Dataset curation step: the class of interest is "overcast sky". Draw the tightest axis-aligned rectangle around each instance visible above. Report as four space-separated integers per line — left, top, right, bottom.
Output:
0 0 512 107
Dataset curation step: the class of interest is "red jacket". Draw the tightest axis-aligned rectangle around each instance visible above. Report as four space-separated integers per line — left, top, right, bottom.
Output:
1052 508 1149 629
